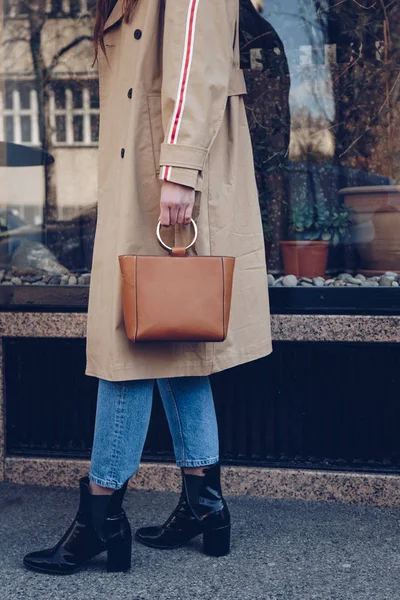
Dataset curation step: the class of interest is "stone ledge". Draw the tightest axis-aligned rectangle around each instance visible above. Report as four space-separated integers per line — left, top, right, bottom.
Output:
5 457 400 507
0 312 399 342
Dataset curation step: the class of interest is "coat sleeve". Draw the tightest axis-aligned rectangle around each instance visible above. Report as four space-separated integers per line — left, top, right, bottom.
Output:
159 0 233 191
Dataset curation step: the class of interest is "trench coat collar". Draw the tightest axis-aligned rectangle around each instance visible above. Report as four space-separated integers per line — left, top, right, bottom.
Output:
104 0 124 32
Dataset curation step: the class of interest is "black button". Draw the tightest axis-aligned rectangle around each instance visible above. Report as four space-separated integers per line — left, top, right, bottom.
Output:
134 29 142 40
121 148 125 158
127 88 132 98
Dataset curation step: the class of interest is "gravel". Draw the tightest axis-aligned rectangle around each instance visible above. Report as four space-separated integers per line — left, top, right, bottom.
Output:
0 268 398 289
0 270 91 286
268 272 400 288
282 275 298 287
312 277 325 287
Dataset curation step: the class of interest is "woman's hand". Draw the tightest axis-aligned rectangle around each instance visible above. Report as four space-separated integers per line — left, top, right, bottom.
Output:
159 181 195 227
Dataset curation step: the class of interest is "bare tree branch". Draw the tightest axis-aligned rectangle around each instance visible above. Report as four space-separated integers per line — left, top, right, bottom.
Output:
20 0 38 12
47 35 93 74
352 0 377 9
3 37 29 44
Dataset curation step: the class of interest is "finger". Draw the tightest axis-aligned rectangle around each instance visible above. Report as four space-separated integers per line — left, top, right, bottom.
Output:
176 204 187 225
160 204 170 227
182 205 191 225
183 202 193 225
169 204 179 226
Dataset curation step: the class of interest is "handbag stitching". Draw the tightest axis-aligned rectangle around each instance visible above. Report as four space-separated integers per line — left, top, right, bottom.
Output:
134 256 138 342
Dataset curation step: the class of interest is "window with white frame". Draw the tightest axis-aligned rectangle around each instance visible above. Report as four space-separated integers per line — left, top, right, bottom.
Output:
4 0 91 18
0 79 99 147
0 81 39 145
50 80 99 146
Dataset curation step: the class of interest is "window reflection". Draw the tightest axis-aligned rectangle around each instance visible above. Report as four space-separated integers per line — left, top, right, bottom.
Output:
0 0 399 294
243 0 400 286
1 3 96 286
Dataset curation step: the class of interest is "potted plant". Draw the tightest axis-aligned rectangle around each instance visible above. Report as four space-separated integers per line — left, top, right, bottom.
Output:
280 198 352 278
340 186 400 275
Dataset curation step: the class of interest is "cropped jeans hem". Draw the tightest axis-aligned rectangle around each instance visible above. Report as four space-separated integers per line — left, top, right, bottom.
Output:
88 472 128 491
89 456 220 490
176 456 219 468
89 376 219 490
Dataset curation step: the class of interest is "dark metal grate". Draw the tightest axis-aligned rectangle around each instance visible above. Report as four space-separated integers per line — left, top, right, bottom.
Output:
5 338 400 472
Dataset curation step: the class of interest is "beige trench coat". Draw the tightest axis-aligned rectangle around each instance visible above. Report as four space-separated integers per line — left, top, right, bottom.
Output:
85 0 272 381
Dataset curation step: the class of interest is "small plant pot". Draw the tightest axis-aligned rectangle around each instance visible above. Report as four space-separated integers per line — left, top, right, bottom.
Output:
340 185 400 275
280 241 330 278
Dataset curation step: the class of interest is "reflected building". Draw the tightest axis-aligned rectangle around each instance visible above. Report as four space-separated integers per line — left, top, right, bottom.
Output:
0 0 399 278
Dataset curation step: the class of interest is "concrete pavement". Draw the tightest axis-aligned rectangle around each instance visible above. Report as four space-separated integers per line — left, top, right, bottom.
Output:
1 482 400 600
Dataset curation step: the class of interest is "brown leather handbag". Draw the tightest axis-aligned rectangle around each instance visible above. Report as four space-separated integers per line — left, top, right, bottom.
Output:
118 220 235 343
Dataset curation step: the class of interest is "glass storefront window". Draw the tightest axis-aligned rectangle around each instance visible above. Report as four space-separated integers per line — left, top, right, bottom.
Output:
0 0 399 298
242 0 400 289
1 2 96 287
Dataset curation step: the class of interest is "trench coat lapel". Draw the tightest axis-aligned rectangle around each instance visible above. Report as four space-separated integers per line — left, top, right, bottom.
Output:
103 0 124 31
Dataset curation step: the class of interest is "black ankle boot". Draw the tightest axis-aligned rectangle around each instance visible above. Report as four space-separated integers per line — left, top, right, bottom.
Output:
23 476 132 575
135 463 230 556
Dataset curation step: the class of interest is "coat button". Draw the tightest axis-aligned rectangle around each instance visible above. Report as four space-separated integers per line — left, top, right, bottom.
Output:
134 29 142 40
121 148 125 158
127 88 132 98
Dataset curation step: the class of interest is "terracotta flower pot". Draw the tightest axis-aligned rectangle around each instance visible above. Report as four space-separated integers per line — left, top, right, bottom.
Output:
340 185 400 275
280 241 329 278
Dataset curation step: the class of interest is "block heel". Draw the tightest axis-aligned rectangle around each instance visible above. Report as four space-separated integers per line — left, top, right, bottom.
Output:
136 463 231 553
203 524 231 557
107 536 132 573
23 476 132 575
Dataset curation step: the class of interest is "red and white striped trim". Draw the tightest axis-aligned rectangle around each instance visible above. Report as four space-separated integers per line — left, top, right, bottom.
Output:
161 0 200 182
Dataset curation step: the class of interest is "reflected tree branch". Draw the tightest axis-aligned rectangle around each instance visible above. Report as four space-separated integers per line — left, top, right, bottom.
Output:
47 35 93 75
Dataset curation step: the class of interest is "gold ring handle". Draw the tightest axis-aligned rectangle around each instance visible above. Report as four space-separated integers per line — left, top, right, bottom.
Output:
156 219 198 253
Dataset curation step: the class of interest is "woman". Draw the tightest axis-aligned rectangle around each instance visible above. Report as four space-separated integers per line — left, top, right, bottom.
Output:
23 0 272 575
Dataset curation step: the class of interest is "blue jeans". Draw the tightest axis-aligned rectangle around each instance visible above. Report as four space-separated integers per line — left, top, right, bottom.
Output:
89 376 219 490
